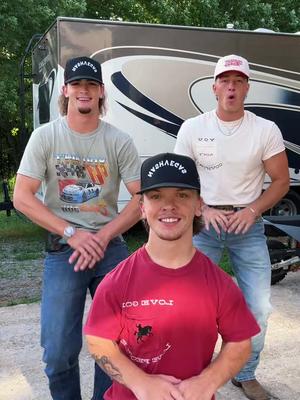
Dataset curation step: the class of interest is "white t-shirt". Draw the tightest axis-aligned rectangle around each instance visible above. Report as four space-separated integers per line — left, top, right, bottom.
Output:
174 110 285 205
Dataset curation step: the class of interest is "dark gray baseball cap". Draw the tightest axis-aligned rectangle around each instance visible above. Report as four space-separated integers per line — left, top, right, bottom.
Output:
137 153 200 194
64 56 103 84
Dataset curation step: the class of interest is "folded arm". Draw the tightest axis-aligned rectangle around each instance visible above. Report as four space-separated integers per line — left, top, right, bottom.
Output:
86 335 184 400
227 151 289 234
14 174 72 236
178 339 251 400
249 151 290 216
13 174 106 269
93 180 141 250
69 179 142 267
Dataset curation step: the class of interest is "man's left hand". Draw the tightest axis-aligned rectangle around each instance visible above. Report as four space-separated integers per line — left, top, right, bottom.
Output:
69 231 110 272
227 207 257 234
177 375 215 400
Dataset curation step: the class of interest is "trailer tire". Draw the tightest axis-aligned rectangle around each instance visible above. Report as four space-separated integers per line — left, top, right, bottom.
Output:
271 268 288 285
270 190 300 216
268 239 288 285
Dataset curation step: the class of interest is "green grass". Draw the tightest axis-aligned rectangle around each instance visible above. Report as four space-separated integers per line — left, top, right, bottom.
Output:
0 241 44 279
0 211 45 285
5 296 42 307
0 212 233 275
0 210 45 239
0 212 45 265
124 222 147 253
220 250 233 275
0 206 233 273
0 212 233 307
14 251 44 261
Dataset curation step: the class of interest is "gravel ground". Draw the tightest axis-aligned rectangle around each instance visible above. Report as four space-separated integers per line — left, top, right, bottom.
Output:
0 237 44 307
0 259 43 306
0 272 300 400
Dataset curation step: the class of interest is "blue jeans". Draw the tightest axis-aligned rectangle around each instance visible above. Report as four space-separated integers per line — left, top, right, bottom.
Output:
193 219 271 382
41 236 129 400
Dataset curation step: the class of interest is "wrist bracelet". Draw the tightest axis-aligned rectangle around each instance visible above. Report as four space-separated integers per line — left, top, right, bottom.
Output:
248 206 256 216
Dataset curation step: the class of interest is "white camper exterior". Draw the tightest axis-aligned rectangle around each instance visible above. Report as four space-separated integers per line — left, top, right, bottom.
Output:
32 17 300 213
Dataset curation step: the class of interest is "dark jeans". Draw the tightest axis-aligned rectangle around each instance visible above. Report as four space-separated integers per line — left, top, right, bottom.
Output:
41 237 129 400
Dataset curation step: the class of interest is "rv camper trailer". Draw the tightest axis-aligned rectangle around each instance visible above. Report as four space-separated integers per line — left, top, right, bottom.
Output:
32 17 300 213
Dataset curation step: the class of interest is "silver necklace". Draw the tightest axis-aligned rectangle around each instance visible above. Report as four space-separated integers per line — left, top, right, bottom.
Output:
70 126 99 161
82 133 98 162
215 115 244 136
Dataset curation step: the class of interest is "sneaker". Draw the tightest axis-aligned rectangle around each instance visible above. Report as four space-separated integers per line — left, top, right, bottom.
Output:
231 378 271 400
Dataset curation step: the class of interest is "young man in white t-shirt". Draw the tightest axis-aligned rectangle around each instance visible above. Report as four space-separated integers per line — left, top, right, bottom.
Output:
174 55 289 400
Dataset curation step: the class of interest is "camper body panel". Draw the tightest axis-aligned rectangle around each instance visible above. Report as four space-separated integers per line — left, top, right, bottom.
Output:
32 17 300 212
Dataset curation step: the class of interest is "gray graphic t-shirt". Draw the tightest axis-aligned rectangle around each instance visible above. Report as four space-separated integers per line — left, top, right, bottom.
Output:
18 117 140 231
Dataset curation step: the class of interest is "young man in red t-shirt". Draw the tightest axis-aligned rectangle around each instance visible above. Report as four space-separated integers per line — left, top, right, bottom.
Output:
84 152 260 400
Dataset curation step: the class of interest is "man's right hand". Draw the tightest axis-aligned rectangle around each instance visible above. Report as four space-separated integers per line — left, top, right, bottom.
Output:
67 230 105 272
201 206 233 234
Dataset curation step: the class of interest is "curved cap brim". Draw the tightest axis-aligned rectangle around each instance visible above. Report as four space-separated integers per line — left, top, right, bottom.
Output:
137 182 200 194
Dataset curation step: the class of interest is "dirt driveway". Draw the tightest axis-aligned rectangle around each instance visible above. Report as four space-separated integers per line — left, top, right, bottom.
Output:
1 272 300 400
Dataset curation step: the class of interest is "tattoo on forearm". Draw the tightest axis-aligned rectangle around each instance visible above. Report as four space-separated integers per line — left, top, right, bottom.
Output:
92 354 124 383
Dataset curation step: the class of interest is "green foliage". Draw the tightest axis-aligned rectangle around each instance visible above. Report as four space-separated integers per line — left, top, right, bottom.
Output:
215 0 300 31
0 0 86 179
84 0 300 32
0 0 299 180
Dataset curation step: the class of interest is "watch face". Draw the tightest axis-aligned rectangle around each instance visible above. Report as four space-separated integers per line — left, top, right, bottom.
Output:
64 226 75 238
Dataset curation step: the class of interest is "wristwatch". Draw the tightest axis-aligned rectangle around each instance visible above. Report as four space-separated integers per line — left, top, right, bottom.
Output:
63 225 76 241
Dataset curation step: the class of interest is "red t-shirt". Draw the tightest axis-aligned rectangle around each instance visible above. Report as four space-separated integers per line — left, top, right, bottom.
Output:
84 246 260 400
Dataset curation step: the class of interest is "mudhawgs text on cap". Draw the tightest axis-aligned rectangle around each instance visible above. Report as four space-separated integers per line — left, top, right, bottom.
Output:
137 152 200 194
72 60 98 73
147 159 187 178
64 56 103 84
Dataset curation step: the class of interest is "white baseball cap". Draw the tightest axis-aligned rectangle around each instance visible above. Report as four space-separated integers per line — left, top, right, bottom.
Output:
214 54 250 80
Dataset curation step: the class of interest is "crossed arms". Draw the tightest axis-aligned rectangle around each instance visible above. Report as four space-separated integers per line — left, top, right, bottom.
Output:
85 335 251 400
13 174 141 271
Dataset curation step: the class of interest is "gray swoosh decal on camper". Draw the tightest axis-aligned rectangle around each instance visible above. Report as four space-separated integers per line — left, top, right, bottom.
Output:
284 140 300 156
112 71 183 137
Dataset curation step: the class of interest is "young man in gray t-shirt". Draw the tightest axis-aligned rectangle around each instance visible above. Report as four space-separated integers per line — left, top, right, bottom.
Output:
14 56 141 400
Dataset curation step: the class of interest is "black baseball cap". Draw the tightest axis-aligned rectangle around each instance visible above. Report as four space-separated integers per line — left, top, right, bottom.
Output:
137 153 200 194
64 56 103 84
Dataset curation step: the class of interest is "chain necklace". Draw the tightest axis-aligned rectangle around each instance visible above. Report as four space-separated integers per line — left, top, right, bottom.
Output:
69 123 100 162
215 114 244 136
81 132 99 163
